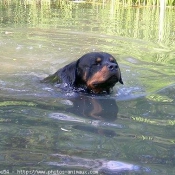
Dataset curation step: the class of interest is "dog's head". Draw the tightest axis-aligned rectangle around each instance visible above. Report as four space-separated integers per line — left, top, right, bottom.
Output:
75 52 123 93
42 52 123 94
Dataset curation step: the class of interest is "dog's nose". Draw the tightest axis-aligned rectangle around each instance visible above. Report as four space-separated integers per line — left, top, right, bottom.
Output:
107 63 118 71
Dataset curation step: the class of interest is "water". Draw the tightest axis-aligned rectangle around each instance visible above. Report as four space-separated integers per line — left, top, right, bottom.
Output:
0 1 175 174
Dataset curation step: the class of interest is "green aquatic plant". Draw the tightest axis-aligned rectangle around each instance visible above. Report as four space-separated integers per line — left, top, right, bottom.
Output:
0 0 175 7
86 0 175 7
168 120 175 125
0 101 36 107
132 116 175 126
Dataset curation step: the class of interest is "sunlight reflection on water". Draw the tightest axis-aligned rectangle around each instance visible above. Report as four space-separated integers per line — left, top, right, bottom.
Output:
46 154 147 174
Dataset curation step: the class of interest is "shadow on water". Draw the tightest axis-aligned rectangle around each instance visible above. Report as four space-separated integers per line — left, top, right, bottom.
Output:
1 75 175 174
0 84 148 174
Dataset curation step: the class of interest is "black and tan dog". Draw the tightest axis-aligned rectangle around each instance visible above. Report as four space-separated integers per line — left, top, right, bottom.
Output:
42 52 123 93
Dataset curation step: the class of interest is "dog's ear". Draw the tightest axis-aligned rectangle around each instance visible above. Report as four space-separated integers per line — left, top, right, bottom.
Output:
119 76 123 84
119 71 123 84
59 61 78 86
117 67 124 85
41 60 78 86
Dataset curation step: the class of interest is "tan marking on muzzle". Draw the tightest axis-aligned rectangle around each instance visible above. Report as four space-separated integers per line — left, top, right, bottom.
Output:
87 66 109 90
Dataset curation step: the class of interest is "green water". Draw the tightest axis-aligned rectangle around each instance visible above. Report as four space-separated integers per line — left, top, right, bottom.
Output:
0 1 175 175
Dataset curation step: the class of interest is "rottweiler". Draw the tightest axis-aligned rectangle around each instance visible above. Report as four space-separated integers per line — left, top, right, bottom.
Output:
42 52 123 94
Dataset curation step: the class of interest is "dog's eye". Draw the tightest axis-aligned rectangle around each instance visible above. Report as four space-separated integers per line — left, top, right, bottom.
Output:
109 57 115 62
95 57 102 65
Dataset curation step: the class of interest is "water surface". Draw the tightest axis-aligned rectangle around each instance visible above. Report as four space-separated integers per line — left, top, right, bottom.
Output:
0 2 175 175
